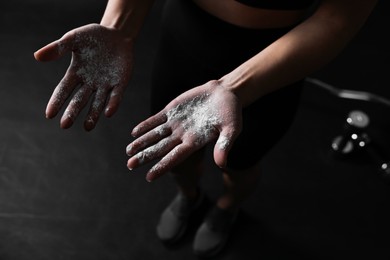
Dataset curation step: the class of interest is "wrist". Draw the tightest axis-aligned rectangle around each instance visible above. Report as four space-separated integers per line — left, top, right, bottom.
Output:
100 14 136 42
218 68 259 108
100 0 154 40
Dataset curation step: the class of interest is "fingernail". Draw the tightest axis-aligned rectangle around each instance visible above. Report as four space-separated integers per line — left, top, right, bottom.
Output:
60 118 73 129
105 107 112 117
84 118 95 131
126 145 132 155
131 126 141 137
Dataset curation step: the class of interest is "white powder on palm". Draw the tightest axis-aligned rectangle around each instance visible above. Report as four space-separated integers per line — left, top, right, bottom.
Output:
55 31 125 122
135 93 226 169
75 33 123 88
166 94 221 146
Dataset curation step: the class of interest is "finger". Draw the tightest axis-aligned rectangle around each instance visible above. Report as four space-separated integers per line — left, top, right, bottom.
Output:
84 87 110 131
131 112 168 137
104 84 126 118
213 129 239 169
127 136 181 170
60 86 93 129
34 31 75 62
145 142 195 182
45 68 80 119
126 125 172 156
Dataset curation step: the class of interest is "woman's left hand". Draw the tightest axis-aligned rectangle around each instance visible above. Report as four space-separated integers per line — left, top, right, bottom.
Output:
126 80 243 182
34 24 134 131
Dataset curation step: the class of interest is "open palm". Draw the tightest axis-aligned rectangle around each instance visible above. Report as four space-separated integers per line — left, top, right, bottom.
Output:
126 80 243 182
34 23 134 131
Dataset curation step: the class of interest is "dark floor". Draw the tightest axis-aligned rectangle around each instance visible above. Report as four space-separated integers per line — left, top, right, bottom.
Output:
1 1 390 260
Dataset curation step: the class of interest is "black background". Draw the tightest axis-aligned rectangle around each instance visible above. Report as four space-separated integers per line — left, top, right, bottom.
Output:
0 0 389 259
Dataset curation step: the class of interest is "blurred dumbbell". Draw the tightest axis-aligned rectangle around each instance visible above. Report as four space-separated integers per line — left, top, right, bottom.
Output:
331 110 370 158
331 110 390 184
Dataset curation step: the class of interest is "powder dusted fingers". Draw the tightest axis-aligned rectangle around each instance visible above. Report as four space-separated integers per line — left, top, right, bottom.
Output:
131 112 168 137
145 142 196 182
60 86 94 129
126 125 172 156
104 85 127 117
46 70 81 119
84 87 112 131
127 136 181 171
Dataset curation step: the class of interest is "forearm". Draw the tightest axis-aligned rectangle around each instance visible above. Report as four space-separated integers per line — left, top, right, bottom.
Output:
220 0 378 107
100 0 155 40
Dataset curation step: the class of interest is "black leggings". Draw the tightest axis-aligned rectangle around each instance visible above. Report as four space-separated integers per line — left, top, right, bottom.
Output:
150 0 303 170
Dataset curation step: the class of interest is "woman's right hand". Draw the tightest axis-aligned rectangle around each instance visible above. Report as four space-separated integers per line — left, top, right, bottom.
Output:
34 23 134 131
126 80 243 182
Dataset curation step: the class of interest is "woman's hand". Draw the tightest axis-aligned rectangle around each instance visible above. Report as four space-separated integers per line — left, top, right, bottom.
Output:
126 80 243 182
34 23 134 131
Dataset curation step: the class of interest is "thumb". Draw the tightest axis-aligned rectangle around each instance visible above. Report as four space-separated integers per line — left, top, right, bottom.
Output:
34 32 74 62
213 129 237 169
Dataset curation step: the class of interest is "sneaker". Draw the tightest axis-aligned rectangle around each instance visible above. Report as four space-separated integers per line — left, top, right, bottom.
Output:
156 190 205 245
193 206 239 258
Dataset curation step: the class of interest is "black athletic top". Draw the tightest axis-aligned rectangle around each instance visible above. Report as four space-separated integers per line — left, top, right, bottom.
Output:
235 0 317 10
